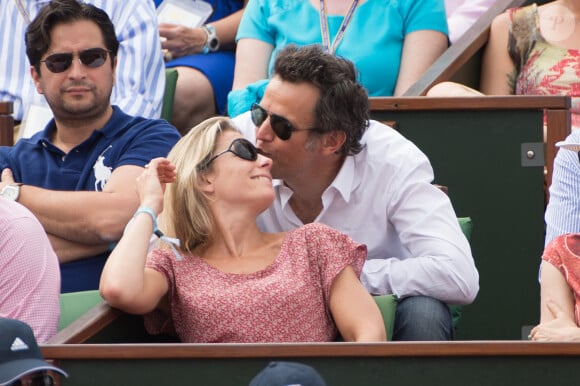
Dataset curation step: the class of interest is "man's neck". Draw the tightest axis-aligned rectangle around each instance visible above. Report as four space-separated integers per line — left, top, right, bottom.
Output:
286 156 345 224
52 106 113 153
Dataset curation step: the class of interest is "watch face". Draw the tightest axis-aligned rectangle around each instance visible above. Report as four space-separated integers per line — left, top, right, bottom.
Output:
209 37 219 50
1 185 19 201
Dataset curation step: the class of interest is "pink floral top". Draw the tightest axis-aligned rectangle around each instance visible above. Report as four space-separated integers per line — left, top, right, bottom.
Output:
542 233 580 324
144 223 366 343
508 4 580 128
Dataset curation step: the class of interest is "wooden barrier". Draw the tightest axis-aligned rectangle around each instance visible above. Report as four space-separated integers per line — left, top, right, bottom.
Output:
40 341 580 386
0 101 14 146
370 95 570 340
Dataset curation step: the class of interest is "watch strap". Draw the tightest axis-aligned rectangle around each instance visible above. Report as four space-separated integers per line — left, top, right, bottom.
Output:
201 24 219 54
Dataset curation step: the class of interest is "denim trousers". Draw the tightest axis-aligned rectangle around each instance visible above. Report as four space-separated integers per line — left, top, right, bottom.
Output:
392 295 454 341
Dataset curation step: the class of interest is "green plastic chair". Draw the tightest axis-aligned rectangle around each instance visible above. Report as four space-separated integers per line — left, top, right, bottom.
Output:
59 290 103 331
161 68 178 123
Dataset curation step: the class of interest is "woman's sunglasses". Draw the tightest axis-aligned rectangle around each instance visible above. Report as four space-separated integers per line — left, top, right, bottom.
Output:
250 103 318 141
40 48 110 73
203 138 263 167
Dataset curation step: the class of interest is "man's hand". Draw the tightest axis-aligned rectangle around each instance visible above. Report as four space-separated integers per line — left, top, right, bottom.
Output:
0 168 16 190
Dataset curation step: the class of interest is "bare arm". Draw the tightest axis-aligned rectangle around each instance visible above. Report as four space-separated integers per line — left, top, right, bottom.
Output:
480 12 515 94
231 38 274 90
47 234 110 263
529 261 580 341
394 30 448 96
100 158 176 314
330 266 386 341
6 165 143 244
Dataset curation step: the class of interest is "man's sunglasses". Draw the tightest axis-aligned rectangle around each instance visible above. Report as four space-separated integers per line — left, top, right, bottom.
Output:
203 138 263 167
40 48 110 73
9 373 55 386
250 103 318 141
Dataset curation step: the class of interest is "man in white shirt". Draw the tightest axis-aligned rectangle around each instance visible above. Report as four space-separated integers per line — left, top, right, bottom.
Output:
234 44 479 340
0 0 165 137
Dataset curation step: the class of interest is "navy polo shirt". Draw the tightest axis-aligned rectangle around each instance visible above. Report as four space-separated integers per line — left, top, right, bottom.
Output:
0 106 181 293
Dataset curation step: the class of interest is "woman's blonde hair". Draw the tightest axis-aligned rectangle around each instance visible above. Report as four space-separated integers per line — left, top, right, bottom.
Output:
158 116 240 255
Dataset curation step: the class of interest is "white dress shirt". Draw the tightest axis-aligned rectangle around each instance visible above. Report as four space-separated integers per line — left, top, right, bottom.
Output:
234 113 479 305
0 0 165 123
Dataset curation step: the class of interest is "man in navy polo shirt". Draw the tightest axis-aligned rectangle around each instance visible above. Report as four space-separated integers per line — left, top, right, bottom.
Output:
0 0 180 293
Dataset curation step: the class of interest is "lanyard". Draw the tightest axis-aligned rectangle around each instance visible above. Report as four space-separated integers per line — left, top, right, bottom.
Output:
319 0 359 55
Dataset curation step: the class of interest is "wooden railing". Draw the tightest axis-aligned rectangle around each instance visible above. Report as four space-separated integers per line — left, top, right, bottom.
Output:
40 341 580 386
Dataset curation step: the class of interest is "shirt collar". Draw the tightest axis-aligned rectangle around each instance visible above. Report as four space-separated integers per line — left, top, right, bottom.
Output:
272 154 363 205
36 105 126 144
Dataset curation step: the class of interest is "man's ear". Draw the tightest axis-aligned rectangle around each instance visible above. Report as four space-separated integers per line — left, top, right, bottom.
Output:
321 131 346 155
30 66 44 95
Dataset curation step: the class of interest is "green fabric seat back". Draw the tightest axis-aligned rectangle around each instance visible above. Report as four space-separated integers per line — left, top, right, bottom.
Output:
373 294 397 341
59 290 103 331
450 217 473 328
161 68 178 123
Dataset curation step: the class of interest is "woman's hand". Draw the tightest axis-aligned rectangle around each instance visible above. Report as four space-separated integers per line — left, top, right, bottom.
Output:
159 23 207 60
138 157 176 214
530 299 580 341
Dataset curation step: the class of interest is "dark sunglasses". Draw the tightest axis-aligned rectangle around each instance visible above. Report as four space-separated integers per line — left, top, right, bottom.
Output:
251 103 318 141
204 138 262 167
40 48 110 73
9 373 55 386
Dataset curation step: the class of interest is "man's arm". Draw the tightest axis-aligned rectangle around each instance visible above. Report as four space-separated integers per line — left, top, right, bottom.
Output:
361 150 479 305
6 164 143 245
47 234 110 263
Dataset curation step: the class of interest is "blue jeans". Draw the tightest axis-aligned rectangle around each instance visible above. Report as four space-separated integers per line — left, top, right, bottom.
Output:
392 296 454 341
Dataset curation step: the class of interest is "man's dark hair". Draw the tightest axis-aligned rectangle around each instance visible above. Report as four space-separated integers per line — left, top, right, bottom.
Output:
273 44 369 156
25 0 119 74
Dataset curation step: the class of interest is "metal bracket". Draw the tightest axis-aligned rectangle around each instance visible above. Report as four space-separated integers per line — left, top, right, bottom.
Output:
521 142 544 167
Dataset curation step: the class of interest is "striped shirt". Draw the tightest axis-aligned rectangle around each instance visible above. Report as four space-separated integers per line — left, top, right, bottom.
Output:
545 130 580 246
0 0 165 121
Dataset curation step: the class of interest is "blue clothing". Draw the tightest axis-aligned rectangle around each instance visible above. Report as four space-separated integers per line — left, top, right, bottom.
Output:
545 130 580 246
159 0 245 114
393 296 454 341
228 0 448 117
0 106 181 293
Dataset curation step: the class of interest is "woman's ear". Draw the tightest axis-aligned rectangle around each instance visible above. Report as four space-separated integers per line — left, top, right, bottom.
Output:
322 131 346 155
198 172 215 194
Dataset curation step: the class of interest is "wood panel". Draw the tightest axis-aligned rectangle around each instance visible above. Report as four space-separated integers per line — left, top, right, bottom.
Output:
0 101 14 146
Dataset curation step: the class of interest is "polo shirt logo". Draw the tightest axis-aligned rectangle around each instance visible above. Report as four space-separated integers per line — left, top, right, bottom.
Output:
93 145 113 191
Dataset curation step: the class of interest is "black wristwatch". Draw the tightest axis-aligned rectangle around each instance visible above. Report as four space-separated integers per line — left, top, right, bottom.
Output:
201 25 219 54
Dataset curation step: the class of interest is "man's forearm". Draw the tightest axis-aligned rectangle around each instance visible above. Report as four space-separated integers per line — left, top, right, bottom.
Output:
48 234 110 263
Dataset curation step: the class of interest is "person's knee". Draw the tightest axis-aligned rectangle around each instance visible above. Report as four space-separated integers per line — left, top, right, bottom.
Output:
392 296 453 341
426 81 482 97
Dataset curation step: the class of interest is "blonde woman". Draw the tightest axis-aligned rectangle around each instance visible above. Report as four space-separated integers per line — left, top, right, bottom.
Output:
100 116 385 343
